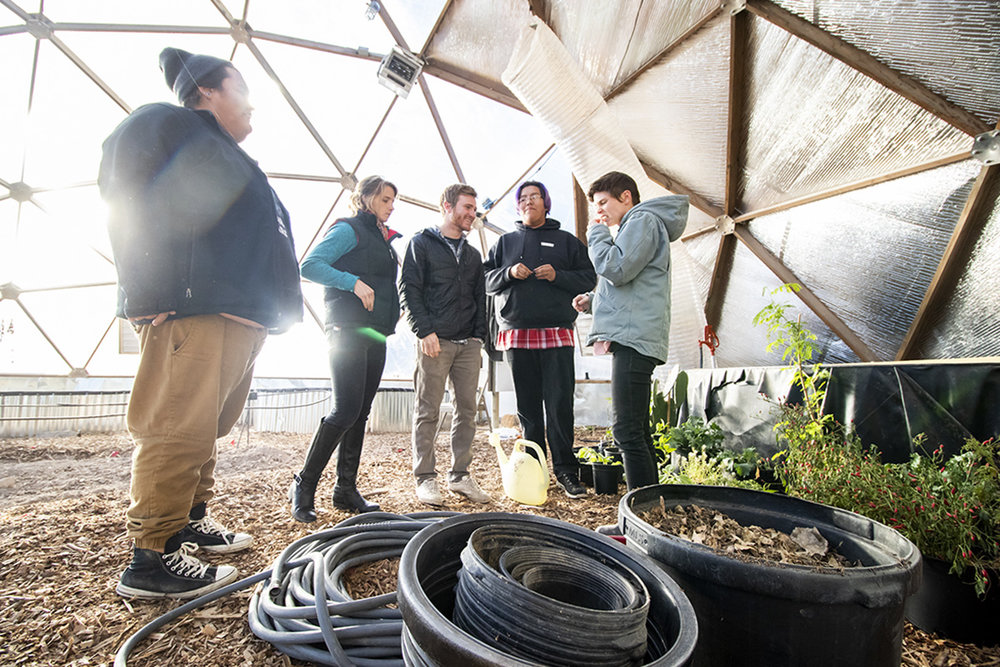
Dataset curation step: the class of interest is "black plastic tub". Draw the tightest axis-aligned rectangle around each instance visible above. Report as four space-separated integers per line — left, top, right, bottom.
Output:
619 485 922 667
904 557 999 645
398 512 698 666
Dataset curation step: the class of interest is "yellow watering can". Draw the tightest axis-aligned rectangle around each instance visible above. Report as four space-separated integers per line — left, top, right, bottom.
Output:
490 431 548 506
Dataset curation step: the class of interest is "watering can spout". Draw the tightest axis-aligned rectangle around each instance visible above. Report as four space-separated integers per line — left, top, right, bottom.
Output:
490 431 508 465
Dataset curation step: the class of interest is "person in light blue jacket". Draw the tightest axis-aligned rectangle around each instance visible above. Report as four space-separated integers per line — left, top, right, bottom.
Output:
573 171 688 490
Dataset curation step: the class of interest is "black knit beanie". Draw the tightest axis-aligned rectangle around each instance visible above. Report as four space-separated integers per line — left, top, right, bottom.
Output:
159 47 231 102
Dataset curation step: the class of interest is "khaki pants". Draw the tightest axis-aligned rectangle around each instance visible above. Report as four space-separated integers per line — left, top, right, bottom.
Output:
125 315 267 550
412 339 482 482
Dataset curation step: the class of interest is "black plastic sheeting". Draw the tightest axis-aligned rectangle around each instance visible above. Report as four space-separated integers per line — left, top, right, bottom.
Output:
683 362 1000 463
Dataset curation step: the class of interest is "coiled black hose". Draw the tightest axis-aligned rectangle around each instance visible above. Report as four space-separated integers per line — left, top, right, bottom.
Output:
452 525 651 666
248 511 458 666
114 511 456 667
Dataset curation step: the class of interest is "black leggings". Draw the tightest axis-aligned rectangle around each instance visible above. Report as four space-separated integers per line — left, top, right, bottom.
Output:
324 327 387 431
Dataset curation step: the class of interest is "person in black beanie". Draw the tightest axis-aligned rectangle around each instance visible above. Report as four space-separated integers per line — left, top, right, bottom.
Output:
100 48 302 600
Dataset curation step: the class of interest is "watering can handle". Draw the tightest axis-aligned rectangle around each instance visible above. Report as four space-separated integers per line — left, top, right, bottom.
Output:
515 439 546 462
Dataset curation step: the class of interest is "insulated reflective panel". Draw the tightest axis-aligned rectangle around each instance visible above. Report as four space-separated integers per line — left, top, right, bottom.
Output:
916 172 1000 359
741 16 972 214
668 238 715 371
715 241 862 367
747 159 981 361
608 15 730 213
424 0 530 89
770 0 1000 127
547 0 720 94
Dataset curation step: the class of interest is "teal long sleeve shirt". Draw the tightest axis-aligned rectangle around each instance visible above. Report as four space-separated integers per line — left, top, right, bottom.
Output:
300 223 359 292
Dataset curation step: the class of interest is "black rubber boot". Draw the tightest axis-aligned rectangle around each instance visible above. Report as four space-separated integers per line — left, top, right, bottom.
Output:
332 422 380 513
290 418 346 522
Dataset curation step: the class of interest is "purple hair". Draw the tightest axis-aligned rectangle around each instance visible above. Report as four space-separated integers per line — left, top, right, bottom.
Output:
515 180 551 214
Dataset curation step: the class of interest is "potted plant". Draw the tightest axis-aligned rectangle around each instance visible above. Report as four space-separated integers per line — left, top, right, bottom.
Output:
577 446 622 494
574 446 596 487
756 284 1000 644
652 417 776 491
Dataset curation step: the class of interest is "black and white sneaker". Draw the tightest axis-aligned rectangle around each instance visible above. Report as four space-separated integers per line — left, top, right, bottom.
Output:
116 543 239 600
179 504 252 554
555 471 587 499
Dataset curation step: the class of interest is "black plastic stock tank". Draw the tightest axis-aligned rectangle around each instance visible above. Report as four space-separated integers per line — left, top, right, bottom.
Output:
397 512 698 666
619 485 922 667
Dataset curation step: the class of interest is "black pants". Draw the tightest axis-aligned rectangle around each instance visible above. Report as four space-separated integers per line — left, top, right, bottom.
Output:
611 343 659 489
325 327 386 431
506 346 576 474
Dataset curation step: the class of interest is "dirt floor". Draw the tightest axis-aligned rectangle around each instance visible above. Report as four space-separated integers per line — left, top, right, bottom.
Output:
0 428 997 666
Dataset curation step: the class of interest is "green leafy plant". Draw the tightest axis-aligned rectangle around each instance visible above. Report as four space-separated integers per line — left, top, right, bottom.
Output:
756 284 1000 596
752 284 831 439
576 446 620 466
656 416 725 456
653 417 772 491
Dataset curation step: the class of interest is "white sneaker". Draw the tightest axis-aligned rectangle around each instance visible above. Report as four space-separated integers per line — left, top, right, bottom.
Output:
416 477 444 506
448 475 491 503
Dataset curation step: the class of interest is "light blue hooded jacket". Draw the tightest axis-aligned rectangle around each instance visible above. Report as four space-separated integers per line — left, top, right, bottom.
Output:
586 194 689 364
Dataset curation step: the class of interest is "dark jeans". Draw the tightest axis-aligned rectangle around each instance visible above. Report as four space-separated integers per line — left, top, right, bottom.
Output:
325 327 386 431
506 346 576 474
611 343 659 489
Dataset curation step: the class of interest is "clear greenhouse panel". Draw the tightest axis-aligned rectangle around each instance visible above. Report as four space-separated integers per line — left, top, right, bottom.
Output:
747 159 982 361
608 15 730 213
916 173 1000 359
770 0 1000 127
740 16 973 215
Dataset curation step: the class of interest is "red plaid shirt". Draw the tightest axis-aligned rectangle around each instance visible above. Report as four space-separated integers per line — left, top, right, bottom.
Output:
496 327 575 351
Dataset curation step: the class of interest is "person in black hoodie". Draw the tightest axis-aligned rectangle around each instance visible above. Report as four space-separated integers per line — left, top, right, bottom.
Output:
291 175 402 522
484 181 596 498
100 48 302 600
400 184 491 507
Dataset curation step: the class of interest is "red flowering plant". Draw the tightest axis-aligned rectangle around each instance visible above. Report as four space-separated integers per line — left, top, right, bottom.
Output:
756 285 1000 596
778 427 1000 596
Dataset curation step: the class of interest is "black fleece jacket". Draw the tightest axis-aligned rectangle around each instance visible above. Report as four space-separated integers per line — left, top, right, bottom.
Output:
99 103 303 333
483 218 596 330
399 228 487 341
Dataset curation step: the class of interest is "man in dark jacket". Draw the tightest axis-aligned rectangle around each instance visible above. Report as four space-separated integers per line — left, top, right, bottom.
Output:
400 184 490 506
484 181 596 498
99 48 302 600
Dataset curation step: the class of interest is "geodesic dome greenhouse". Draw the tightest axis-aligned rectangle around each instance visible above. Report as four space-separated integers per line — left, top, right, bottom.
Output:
1 0 998 432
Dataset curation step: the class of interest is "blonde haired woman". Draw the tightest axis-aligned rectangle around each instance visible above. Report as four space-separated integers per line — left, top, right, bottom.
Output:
291 176 400 520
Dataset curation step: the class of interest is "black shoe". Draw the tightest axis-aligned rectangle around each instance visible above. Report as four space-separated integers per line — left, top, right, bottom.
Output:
178 503 252 554
289 474 318 523
332 485 380 513
555 471 587 499
116 543 238 600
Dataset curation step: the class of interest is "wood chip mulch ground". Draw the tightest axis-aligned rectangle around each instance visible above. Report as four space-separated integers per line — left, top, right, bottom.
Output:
0 428 996 666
